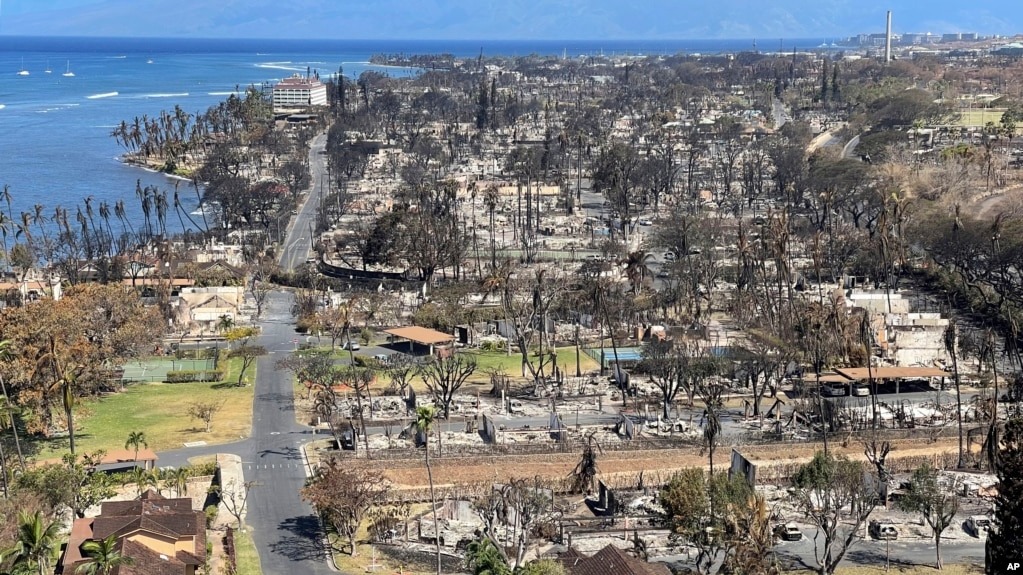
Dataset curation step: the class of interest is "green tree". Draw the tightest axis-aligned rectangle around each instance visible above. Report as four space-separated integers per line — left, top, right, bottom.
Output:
1 510 60 575
124 430 147 462
660 469 752 575
987 417 1023 574
791 452 877 575
75 535 134 575
897 463 959 569
415 405 442 575
14 452 115 518
465 537 510 575
228 343 266 387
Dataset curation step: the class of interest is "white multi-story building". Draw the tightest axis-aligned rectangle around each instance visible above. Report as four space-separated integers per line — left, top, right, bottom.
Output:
272 74 328 111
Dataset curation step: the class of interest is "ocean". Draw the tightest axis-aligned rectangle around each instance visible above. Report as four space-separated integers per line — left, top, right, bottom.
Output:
0 36 834 230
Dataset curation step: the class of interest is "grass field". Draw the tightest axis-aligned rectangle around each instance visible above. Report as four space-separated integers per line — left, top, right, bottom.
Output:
465 347 599 379
234 528 263 575
33 357 253 459
956 108 1005 127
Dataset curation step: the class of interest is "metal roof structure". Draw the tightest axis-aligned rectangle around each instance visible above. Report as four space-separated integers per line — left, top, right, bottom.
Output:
834 366 949 380
383 326 455 345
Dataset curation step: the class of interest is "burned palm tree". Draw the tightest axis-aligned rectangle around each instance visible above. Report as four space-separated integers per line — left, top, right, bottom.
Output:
570 431 601 494
944 318 965 468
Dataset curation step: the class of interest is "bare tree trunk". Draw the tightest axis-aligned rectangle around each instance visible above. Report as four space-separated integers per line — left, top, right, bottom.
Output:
425 441 441 575
0 377 24 470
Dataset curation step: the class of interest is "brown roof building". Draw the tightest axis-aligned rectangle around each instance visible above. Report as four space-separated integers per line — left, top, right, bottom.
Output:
558 545 671 575
61 490 206 575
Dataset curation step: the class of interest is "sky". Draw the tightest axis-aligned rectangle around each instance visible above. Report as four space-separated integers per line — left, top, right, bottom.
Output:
2 0 1022 40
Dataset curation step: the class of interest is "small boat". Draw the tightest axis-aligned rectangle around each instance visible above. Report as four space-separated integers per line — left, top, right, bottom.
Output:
17 58 29 76
45 60 52 74
146 59 154 64
62 60 75 77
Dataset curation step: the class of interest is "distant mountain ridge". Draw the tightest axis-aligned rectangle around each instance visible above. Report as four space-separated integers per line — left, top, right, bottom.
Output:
3 0 1022 40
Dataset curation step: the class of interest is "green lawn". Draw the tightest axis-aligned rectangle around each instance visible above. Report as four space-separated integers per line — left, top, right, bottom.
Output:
33 357 254 460
234 528 263 575
956 108 1005 127
465 347 598 378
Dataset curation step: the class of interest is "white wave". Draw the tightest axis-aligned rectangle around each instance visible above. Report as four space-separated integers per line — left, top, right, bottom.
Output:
207 91 236 96
140 92 190 98
37 103 81 113
86 91 119 99
255 62 304 72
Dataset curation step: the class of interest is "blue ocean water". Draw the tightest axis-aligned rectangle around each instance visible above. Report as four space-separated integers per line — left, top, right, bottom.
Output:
0 36 832 229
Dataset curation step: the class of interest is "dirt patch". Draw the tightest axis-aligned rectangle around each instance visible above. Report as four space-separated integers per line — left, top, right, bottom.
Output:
376 438 962 489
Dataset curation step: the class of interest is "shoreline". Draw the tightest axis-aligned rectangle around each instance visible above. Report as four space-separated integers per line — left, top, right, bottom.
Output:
120 154 197 185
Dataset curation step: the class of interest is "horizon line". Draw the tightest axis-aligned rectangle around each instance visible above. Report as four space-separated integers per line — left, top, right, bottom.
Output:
0 33 857 43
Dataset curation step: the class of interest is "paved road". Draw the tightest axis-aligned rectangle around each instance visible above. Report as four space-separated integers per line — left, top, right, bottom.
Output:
772 99 790 130
773 525 986 571
279 133 328 273
159 291 334 575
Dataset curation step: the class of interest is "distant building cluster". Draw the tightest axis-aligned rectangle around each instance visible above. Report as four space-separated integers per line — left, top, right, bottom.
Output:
853 31 985 47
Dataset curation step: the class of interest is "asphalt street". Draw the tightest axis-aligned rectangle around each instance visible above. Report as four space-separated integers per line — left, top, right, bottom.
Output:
772 525 986 572
278 133 328 273
159 291 334 575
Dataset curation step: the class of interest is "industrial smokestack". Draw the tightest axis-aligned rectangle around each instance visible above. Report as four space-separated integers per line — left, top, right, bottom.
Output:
885 11 893 63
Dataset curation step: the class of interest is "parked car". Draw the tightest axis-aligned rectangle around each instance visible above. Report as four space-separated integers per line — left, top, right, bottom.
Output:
638 218 653 226
342 341 360 351
663 251 676 262
822 384 847 397
869 520 899 540
851 383 871 397
965 515 991 537
774 523 802 541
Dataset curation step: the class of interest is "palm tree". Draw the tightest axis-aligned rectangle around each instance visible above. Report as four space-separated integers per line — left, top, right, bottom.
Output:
623 250 655 293
130 467 157 498
124 431 147 462
168 467 190 498
2 510 61 575
415 405 442 575
75 535 133 575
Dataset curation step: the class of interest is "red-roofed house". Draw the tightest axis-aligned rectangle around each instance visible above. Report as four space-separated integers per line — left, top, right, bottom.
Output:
558 544 671 575
60 490 206 575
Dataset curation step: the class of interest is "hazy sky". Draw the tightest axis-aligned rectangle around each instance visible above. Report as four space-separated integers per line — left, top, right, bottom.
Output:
2 0 1022 40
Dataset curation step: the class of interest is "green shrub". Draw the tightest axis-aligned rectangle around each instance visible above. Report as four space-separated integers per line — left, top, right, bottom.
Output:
359 327 374 346
353 356 383 370
204 504 219 528
187 461 218 477
164 370 225 383
480 339 505 352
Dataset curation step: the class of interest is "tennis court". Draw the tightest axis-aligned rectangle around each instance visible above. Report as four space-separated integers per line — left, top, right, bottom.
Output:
585 347 645 368
120 358 216 383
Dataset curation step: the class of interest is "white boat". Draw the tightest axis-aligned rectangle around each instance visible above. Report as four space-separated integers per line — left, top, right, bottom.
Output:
62 60 75 77
45 60 52 74
17 58 29 76
146 59 154 64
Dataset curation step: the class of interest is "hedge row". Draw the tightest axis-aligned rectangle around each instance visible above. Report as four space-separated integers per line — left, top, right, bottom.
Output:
164 370 225 383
